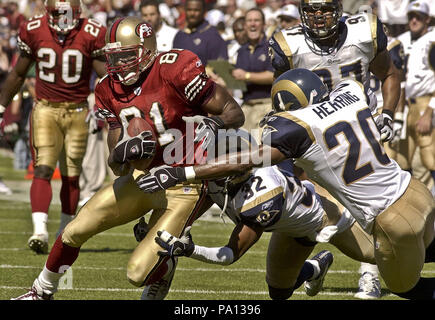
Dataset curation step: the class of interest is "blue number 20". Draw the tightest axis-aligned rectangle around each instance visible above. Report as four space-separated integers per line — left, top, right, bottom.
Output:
324 108 390 185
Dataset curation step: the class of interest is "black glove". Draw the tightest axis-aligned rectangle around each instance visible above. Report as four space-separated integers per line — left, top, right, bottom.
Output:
86 107 105 134
133 217 149 242
136 166 187 193
377 110 393 142
182 115 224 149
155 226 195 257
113 131 156 164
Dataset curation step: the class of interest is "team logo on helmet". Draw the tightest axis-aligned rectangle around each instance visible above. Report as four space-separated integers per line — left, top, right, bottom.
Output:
136 22 153 42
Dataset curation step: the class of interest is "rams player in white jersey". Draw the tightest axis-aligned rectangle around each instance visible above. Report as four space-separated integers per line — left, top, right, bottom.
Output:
397 1 435 195
137 69 435 300
268 0 404 298
140 133 379 300
269 0 401 143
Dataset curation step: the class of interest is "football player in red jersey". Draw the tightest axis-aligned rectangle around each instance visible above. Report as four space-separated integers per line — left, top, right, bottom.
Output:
0 0 107 254
12 16 244 300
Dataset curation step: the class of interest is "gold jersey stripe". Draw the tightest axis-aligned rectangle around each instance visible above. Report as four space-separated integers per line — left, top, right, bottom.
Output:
274 31 294 69
240 187 284 213
367 13 378 55
387 39 401 51
276 111 316 143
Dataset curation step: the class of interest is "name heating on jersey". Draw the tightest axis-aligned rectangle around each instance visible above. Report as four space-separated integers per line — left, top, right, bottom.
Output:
312 91 360 120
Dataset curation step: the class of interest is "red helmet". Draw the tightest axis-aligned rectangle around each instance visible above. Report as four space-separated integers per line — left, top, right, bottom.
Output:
45 0 82 34
104 17 158 86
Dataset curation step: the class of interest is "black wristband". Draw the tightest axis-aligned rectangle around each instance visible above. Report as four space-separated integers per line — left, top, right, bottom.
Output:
382 110 394 119
175 167 187 182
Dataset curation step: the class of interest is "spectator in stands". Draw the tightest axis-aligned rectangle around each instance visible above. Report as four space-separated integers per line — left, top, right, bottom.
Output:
231 7 274 141
276 3 300 30
5 0 26 31
173 0 228 66
159 0 181 27
263 0 284 34
140 0 179 52
374 0 410 37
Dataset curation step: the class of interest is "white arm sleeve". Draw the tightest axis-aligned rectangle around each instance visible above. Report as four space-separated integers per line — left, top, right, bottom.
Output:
190 245 235 265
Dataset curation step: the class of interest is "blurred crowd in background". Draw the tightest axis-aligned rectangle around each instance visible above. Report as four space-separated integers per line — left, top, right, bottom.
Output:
0 0 434 173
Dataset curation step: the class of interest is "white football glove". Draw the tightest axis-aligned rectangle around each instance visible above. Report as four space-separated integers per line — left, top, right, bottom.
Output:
376 110 393 142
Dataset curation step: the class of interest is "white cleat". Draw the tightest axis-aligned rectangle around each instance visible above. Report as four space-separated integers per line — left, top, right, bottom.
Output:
304 250 334 296
141 257 177 300
354 272 381 299
0 180 12 195
11 279 53 300
28 233 49 254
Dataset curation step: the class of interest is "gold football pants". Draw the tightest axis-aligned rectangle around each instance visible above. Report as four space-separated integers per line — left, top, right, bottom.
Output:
30 99 89 177
406 96 435 171
373 177 435 293
266 186 375 290
62 169 206 287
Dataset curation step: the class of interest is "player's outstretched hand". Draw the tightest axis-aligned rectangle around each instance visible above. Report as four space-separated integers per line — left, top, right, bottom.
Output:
113 131 155 164
136 166 186 193
155 227 195 257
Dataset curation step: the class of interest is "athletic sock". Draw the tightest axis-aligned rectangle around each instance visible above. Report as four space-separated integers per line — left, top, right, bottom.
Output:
31 212 48 236
30 177 52 213
60 175 80 215
45 234 80 274
359 262 379 277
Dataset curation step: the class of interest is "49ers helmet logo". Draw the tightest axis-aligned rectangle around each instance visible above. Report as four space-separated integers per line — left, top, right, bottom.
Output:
136 23 153 42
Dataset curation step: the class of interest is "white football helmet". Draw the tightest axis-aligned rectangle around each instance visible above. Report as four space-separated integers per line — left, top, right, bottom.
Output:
299 0 343 40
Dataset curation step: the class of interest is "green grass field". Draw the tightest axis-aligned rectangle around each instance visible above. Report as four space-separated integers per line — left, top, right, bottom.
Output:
0 151 434 301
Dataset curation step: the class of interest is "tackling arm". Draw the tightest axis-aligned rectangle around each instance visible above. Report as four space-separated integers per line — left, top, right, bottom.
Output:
155 221 264 265
136 144 288 192
369 49 401 115
192 145 287 181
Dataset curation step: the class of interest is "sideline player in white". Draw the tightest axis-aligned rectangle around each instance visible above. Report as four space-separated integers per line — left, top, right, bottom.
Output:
397 1 435 194
138 69 435 300
268 0 403 298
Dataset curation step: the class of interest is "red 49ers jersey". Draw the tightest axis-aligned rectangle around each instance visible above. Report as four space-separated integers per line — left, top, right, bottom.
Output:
95 49 216 168
17 15 106 103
